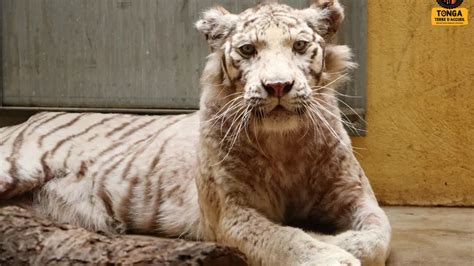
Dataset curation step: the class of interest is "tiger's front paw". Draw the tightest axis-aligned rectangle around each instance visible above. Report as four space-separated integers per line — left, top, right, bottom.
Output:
302 247 361 266
330 230 388 266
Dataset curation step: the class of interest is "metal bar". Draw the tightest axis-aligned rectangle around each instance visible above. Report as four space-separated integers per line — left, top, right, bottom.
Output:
338 0 367 136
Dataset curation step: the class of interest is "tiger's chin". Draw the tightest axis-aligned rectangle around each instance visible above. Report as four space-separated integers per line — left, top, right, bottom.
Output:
259 111 303 133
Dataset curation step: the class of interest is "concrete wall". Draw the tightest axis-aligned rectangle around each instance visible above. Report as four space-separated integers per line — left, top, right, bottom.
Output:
352 0 473 206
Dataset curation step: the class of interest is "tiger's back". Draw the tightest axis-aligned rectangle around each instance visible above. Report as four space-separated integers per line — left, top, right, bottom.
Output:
0 112 202 238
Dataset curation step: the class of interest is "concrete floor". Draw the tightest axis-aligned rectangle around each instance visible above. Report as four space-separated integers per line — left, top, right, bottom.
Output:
384 207 474 266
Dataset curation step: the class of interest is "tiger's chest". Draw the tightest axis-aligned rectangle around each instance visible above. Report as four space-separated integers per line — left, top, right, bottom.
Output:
238 151 332 224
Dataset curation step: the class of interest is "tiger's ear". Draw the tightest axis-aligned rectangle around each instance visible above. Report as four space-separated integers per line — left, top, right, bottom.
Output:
195 6 238 50
300 0 344 41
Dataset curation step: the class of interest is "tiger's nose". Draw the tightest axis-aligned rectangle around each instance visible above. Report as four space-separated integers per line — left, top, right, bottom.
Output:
262 81 294 98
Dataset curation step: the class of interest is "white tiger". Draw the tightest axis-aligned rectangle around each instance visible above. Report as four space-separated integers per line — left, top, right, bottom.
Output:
0 1 391 265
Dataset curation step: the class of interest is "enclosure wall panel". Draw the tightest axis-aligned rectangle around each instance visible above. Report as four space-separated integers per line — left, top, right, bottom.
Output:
1 0 366 131
2 0 303 108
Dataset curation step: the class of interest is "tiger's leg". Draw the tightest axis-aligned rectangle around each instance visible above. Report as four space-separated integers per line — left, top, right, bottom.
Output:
33 170 123 234
332 197 391 266
202 200 361 265
0 116 98 221
309 196 391 266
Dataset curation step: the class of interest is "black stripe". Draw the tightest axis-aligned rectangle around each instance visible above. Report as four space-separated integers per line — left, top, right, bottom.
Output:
121 115 185 180
0 113 49 146
0 125 25 146
90 130 158 214
76 161 88 179
310 69 323 83
222 24 236 40
93 115 185 217
145 136 174 230
221 53 231 82
63 147 73 169
230 56 240 69
118 118 156 139
96 116 182 160
105 116 140 138
50 114 119 157
40 152 55 183
98 186 115 217
93 135 152 171
86 133 99 142
38 113 88 147
29 112 68 135
118 176 139 228
321 48 326 73
243 17 258 29
96 156 128 217
311 47 319 60
1 115 51 198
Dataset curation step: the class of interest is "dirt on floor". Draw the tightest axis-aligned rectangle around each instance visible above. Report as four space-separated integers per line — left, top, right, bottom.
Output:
384 207 474 266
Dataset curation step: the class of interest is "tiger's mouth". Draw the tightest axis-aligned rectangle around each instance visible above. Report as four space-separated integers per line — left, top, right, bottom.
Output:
257 103 304 131
267 103 299 115
248 99 306 123
272 105 287 112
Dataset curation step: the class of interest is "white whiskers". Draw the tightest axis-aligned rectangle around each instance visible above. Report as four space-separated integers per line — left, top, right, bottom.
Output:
205 93 256 165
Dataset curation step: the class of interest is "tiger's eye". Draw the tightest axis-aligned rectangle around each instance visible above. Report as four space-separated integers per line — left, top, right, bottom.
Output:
293 40 309 54
239 44 257 57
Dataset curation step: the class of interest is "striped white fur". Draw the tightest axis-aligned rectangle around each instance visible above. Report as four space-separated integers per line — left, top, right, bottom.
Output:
0 1 391 265
1 112 201 238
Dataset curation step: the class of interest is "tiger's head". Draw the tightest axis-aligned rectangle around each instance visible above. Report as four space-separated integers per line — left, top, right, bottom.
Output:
197 0 355 134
